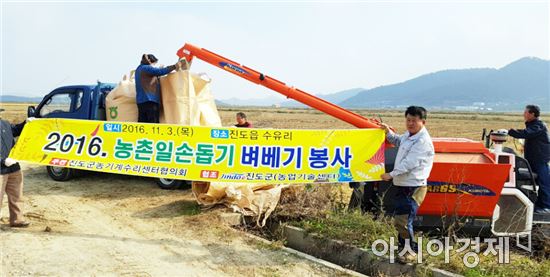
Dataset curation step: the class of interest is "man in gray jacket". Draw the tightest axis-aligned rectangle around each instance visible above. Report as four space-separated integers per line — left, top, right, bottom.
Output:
380 106 435 263
0 110 31 227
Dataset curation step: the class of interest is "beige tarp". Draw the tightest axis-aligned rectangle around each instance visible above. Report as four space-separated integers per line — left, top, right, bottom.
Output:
192 182 288 227
159 69 282 225
105 72 138 122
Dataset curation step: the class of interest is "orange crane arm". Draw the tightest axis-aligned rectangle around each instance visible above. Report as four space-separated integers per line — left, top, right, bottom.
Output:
176 43 381 129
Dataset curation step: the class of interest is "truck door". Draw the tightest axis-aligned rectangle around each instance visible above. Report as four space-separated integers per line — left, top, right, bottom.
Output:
36 88 90 119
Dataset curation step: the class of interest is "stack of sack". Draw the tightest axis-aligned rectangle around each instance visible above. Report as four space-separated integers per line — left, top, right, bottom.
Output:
105 67 284 226
105 69 222 126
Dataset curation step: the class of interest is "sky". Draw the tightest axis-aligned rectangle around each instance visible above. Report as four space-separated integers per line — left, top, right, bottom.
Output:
1 1 549 101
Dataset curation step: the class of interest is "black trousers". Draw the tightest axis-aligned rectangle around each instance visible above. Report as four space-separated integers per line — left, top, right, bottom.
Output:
137 101 160 123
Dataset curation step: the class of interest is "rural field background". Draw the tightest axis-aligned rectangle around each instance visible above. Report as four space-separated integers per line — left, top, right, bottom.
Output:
0 103 534 276
1 102 529 150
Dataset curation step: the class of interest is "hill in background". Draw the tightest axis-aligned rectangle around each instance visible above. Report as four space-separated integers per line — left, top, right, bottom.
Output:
339 57 549 111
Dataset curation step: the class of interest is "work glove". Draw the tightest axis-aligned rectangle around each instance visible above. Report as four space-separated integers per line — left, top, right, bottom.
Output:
178 59 190 70
4 158 17 167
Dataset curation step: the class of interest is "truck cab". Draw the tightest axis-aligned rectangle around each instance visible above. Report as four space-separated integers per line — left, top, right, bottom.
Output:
28 83 115 182
28 83 114 120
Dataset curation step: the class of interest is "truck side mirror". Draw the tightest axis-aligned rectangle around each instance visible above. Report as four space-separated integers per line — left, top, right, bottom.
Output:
27 106 36 118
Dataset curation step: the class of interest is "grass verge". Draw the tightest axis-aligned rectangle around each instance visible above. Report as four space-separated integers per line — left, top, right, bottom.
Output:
268 184 550 277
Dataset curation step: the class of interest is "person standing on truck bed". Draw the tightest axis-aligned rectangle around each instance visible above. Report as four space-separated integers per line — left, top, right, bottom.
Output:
380 106 435 264
508 104 550 215
135 54 185 123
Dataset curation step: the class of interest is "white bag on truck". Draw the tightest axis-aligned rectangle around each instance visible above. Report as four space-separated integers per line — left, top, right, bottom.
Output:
159 70 221 127
194 73 222 127
105 71 138 122
159 69 200 125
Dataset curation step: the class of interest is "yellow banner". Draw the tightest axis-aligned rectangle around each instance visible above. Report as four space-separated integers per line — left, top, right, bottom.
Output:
10 119 385 183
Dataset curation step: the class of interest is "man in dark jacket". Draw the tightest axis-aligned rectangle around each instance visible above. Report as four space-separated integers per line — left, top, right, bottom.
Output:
509 105 550 214
0 110 31 227
135 54 185 123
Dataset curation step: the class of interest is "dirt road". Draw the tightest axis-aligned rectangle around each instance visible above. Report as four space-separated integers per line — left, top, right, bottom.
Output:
0 165 344 276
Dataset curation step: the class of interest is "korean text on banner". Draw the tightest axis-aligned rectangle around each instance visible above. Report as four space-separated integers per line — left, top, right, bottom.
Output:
10 119 386 183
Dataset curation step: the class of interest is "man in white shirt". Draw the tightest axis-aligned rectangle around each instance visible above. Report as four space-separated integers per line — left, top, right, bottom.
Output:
380 106 435 263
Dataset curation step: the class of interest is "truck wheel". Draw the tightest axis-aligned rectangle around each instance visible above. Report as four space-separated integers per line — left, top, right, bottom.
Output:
157 178 183 190
46 166 74 181
156 178 192 190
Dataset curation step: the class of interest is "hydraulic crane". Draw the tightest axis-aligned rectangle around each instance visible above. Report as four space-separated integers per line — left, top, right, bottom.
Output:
177 44 381 129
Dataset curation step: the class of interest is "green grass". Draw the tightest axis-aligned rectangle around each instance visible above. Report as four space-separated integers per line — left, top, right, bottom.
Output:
179 201 201 216
292 210 396 249
459 256 550 277
288 209 550 277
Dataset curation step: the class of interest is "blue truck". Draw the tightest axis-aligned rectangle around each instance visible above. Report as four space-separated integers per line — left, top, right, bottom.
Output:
27 82 189 189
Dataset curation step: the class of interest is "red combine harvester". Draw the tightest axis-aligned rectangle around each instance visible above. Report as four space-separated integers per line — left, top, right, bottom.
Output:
176 44 549 242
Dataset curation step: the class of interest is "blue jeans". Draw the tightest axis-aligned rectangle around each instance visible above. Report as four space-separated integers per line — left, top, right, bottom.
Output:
532 162 550 209
393 186 422 252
